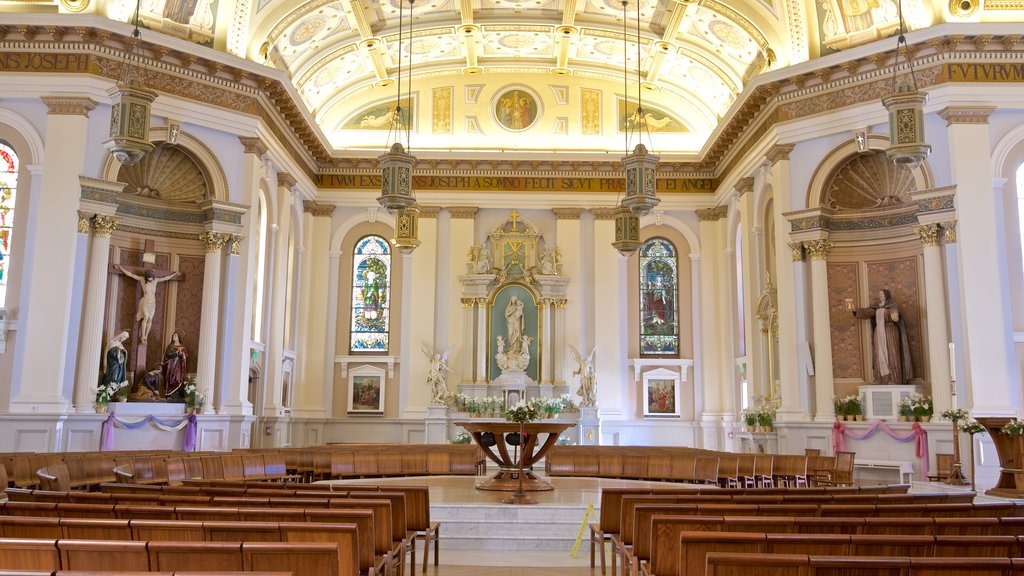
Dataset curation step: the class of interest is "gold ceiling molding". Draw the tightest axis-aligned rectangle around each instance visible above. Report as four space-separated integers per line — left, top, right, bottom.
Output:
266 0 336 47
40 96 96 115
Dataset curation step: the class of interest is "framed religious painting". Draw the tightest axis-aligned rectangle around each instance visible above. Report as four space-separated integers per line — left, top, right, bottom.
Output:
348 364 385 415
642 368 681 418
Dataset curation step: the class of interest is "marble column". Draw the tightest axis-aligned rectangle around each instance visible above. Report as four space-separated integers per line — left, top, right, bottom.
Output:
196 232 230 411
696 206 728 420
540 299 554 385
555 209 584 385
939 107 1021 416
73 215 119 412
403 207 439 416
768 144 809 422
295 202 334 418
804 238 836 421
914 223 953 415
475 297 488 383
591 208 627 416
264 174 295 415
323 250 342 415
447 207 478 385
736 177 762 405
11 97 96 413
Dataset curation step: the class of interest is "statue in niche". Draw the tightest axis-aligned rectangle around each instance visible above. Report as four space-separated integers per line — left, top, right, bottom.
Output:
496 296 532 372
467 243 494 274
569 344 597 408
851 288 913 385
538 246 562 275
423 344 453 405
161 331 188 398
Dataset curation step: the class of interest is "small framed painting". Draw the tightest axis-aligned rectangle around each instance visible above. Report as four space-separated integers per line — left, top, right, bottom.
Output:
643 368 681 418
348 365 385 415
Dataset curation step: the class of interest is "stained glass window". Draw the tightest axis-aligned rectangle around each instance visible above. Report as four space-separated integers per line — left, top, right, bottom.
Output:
350 235 391 351
639 237 679 355
0 142 18 309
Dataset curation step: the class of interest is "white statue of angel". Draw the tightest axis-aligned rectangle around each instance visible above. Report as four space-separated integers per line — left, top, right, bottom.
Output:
569 343 597 408
423 344 454 405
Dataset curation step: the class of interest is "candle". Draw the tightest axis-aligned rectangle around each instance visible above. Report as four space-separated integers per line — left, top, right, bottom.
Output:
948 342 956 380
844 298 854 311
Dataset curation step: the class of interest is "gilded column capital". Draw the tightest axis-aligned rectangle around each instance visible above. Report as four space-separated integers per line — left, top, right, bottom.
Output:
303 201 335 218
696 206 728 221
277 172 297 190
447 206 479 219
91 215 119 237
552 207 584 220
766 144 796 165
788 241 805 262
238 137 269 157
77 211 92 234
590 207 617 220
913 223 941 247
418 205 442 218
41 96 97 116
553 298 568 309
199 231 231 253
937 106 996 126
460 298 476 309
229 234 242 255
474 297 489 306
941 220 957 244
804 238 833 260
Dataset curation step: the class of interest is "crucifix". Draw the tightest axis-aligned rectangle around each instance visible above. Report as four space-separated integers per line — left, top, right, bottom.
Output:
509 209 520 231
110 239 185 389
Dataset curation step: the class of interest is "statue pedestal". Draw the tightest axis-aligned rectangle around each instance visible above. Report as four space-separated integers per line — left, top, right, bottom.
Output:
858 384 919 420
425 405 450 444
490 370 537 405
578 406 600 445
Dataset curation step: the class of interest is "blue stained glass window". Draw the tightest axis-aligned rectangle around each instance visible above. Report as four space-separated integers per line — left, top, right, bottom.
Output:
0 142 18 309
640 237 679 355
350 235 391 351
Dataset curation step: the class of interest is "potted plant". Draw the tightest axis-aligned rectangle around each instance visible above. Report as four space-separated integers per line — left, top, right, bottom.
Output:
900 393 932 422
183 377 205 414
741 408 757 431
756 407 774 432
845 395 864 421
1001 419 1024 436
505 400 540 424
833 396 847 421
451 431 472 444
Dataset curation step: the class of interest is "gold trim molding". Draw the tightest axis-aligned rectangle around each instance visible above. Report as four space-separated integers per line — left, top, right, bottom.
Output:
40 96 96 115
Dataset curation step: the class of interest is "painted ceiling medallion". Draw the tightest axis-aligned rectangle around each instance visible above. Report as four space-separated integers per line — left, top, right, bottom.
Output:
493 88 541 132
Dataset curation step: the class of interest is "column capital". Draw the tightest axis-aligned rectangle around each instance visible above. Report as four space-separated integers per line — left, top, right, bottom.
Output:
937 106 996 126
803 238 833 260
788 241 805 262
474 297 488 306
303 201 335 217
941 220 957 244
766 144 796 165
239 137 269 157
460 298 475 309
419 205 442 218
77 211 91 235
736 177 755 196
552 298 568 309
229 234 243 255
696 206 728 221
552 207 584 220
91 215 120 237
199 231 232 253
913 223 941 247
277 172 297 190
41 96 97 116
447 206 479 219
590 207 617 220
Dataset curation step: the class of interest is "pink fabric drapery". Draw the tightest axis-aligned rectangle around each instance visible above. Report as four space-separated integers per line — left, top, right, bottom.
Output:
832 420 929 480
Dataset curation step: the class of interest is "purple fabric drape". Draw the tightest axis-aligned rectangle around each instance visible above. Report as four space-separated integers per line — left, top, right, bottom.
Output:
99 412 198 452
100 413 116 451
183 413 198 452
832 420 929 480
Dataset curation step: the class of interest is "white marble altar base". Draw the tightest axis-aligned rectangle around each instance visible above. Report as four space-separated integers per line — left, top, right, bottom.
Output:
107 402 188 451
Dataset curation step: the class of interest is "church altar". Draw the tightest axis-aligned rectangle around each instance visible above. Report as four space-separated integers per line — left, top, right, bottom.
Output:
101 402 194 451
456 420 575 491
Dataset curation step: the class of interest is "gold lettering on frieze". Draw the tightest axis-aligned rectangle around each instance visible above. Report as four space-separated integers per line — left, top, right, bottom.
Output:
316 173 716 194
914 224 941 247
946 63 1024 83
0 52 92 73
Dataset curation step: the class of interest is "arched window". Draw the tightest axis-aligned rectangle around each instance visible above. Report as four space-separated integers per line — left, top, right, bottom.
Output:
350 235 392 351
639 237 679 356
0 142 18 308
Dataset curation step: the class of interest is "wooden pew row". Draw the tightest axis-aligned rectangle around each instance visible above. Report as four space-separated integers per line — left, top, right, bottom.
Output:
0 501 398 576
704 553 1024 576
0 516 369 576
0 538 344 576
665 532 1024 576
641 515 1024 576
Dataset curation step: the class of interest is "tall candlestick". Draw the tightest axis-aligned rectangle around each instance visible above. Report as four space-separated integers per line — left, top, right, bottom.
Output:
948 342 956 381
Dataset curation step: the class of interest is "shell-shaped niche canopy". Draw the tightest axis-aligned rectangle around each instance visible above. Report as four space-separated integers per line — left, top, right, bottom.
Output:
824 150 918 211
116 142 211 204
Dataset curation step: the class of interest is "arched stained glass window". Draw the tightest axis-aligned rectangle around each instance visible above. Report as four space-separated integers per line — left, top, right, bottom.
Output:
350 235 392 351
0 142 18 309
640 237 679 355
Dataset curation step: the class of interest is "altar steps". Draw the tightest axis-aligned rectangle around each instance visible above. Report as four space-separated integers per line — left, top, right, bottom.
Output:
434 502 593 552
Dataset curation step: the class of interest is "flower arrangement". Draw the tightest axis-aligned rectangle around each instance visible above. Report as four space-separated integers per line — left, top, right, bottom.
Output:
183 377 205 410
899 393 932 420
741 408 757 427
95 379 126 406
558 393 578 413
741 405 774 430
451 431 472 444
960 419 987 435
505 400 541 423
1001 419 1024 436
940 408 970 422
834 394 863 419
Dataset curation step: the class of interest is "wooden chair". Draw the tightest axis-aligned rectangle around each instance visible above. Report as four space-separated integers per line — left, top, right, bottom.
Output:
927 453 955 482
